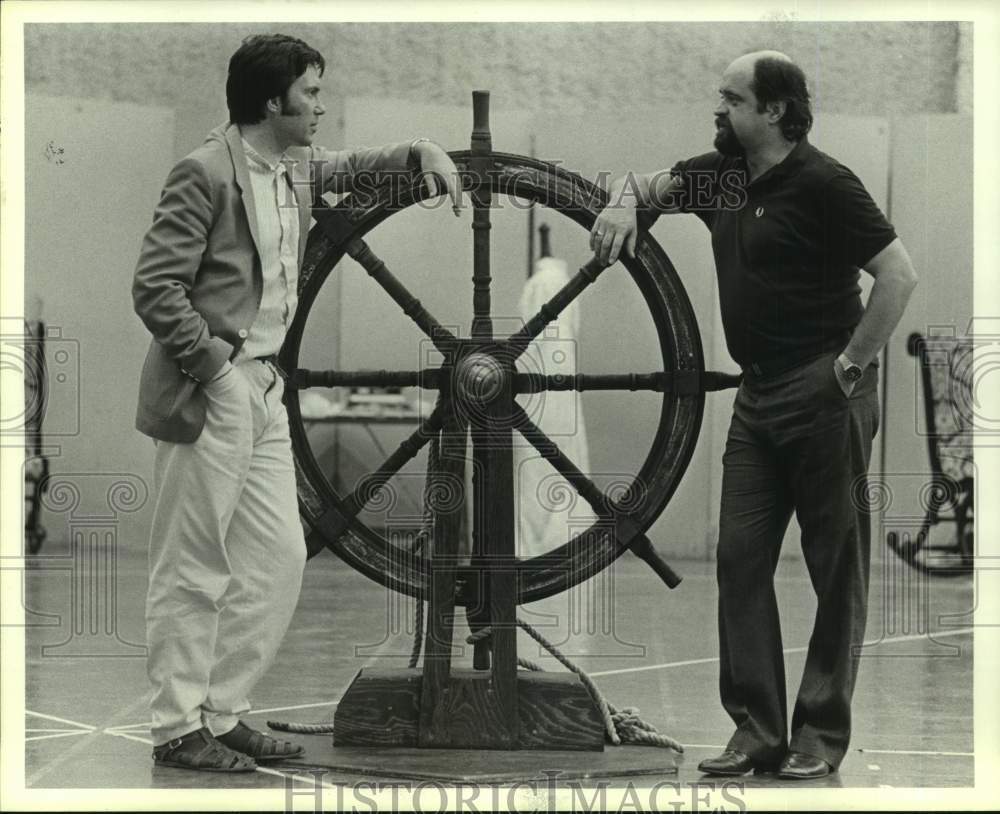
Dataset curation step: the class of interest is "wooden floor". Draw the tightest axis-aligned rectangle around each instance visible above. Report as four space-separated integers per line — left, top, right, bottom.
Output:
22 541 974 795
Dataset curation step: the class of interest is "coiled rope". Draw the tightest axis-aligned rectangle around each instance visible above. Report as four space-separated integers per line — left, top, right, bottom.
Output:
465 622 682 752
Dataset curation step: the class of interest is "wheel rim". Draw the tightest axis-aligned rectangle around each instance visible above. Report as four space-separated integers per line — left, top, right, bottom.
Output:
282 151 705 605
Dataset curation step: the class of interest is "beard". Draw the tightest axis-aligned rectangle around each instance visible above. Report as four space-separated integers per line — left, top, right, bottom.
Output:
713 120 745 157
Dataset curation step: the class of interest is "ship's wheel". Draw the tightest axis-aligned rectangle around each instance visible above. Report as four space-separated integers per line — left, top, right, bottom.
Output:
279 92 739 750
281 94 738 605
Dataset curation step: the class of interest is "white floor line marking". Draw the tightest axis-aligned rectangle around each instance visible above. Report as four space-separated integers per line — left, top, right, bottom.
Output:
26 694 151 788
858 748 974 757
251 700 339 716
105 730 152 745
24 710 96 730
104 722 153 732
24 731 93 743
588 627 975 678
867 764 881 771
25 728 81 733
589 654 721 676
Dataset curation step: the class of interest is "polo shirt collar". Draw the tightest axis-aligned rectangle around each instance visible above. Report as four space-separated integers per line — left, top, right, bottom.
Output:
737 136 811 186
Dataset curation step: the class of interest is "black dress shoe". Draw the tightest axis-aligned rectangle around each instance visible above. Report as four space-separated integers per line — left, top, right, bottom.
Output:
777 751 833 779
697 750 756 776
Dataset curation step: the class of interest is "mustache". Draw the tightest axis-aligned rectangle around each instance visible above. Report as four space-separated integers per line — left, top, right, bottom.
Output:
715 117 730 128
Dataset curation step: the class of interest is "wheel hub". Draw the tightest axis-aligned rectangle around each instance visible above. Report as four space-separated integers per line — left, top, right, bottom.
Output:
455 351 507 405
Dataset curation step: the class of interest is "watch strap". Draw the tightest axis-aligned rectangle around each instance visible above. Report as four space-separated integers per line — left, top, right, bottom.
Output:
837 352 863 382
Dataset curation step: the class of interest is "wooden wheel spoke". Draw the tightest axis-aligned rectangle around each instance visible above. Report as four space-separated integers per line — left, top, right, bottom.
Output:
344 238 458 357
339 403 447 523
506 256 609 360
511 404 682 587
513 370 742 395
510 404 614 517
290 368 442 390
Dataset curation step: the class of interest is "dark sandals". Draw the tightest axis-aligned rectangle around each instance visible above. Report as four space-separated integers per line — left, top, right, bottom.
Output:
152 727 257 772
215 720 305 762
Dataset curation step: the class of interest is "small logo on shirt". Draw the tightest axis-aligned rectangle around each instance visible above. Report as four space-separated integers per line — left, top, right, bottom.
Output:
754 206 764 218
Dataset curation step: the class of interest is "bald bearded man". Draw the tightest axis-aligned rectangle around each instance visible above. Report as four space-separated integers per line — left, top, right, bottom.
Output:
591 52 917 779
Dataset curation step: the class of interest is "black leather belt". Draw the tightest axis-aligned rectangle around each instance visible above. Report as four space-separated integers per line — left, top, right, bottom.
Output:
742 336 845 379
254 354 286 379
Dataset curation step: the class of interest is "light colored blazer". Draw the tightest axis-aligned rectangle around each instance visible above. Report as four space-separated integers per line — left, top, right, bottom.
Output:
133 123 412 442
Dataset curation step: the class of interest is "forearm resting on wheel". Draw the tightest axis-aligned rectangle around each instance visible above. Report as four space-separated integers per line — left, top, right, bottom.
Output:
592 171 682 264
606 171 683 212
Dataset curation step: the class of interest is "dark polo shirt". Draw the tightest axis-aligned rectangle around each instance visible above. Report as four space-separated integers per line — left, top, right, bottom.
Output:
665 138 896 367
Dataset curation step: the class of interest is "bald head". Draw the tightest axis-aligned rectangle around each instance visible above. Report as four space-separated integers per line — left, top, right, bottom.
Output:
724 50 812 143
726 50 795 76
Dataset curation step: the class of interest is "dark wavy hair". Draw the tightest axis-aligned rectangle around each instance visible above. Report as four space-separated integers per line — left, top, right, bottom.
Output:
751 56 813 141
226 34 325 125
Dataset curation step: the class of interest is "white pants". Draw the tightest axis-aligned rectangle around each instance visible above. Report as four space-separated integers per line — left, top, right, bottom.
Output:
145 359 306 746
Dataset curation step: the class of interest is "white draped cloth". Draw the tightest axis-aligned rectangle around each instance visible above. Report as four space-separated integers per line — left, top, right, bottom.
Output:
514 257 595 558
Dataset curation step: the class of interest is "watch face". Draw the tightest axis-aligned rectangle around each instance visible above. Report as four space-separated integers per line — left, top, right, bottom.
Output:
845 364 863 382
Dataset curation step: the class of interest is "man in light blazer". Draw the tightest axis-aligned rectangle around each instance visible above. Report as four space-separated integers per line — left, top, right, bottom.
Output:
133 33 463 772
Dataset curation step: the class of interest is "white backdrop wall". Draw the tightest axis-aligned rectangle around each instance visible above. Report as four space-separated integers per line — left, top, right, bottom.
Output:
22 93 972 565
20 22 972 566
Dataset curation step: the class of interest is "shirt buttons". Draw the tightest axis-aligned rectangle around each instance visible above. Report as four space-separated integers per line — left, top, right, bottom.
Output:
238 329 249 339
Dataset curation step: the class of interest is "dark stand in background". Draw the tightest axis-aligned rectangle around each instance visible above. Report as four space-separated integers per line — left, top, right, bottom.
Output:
886 332 974 574
24 319 50 554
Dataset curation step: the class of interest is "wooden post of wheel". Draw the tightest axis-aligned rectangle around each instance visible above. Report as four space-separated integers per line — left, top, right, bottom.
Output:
331 92 606 751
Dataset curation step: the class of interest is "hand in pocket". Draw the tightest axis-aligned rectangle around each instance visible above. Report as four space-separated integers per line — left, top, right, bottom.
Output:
832 360 856 398
205 361 239 394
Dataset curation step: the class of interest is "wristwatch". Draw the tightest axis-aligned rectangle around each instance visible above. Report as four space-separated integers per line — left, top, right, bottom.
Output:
836 353 863 383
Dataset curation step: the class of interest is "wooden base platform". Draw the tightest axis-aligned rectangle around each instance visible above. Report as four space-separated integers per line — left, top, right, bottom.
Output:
281 744 679 783
333 667 607 750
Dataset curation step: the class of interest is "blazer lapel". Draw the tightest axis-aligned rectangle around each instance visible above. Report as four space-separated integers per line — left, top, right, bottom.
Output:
225 124 264 261
292 174 311 267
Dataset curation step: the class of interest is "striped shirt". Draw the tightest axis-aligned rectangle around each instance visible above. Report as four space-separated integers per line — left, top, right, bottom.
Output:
236 137 300 361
